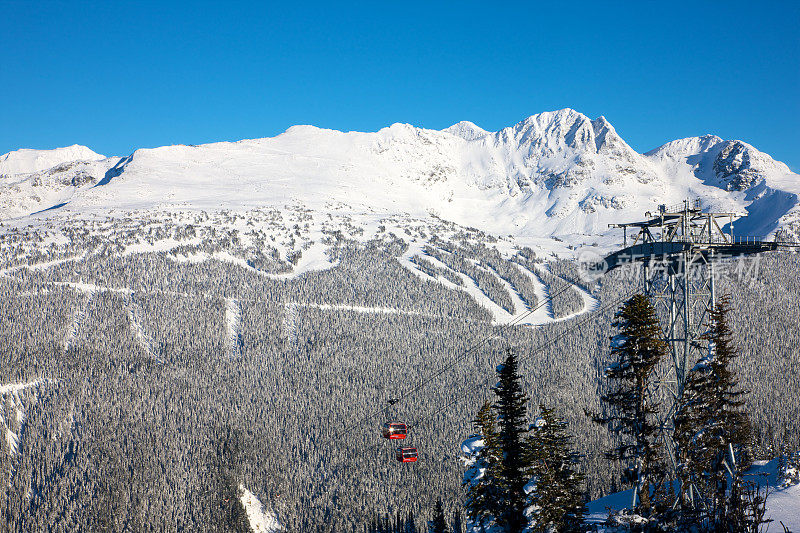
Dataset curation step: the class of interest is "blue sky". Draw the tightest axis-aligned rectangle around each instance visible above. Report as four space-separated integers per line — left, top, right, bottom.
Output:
2 1 798 169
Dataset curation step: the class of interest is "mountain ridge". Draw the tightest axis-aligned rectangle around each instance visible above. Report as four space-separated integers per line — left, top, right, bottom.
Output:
1 109 798 244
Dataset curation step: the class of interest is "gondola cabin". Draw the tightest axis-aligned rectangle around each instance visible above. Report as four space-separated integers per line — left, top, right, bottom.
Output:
396 447 418 463
382 422 408 440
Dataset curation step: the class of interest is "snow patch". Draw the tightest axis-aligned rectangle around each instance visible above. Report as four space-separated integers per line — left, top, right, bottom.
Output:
225 298 242 359
586 459 800 531
239 485 282 533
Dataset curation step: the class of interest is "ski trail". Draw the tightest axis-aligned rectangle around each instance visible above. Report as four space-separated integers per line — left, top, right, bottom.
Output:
519 263 555 321
412 252 464 289
0 380 48 396
225 298 242 360
536 263 600 315
486 263 530 315
64 292 94 351
399 246 575 326
398 245 435 283
412 251 514 324
512 262 597 326
454 269 515 325
124 294 164 364
283 303 299 352
0 380 51 467
54 281 131 295
0 253 87 278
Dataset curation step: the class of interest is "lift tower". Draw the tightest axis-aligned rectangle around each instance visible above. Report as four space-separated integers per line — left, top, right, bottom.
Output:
601 199 778 469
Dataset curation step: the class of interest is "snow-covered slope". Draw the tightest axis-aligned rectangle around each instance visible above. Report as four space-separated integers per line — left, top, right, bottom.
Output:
0 145 104 175
645 135 800 239
239 485 282 533
2 111 797 244
0 145 119 218
586 459 800 531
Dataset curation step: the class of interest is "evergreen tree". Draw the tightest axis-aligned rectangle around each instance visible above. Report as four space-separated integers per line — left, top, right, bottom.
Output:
526 404 586 532
428 498 449 533
406 510 418 533
451 509 463 533
674 295 755 529
592 294 668 517
492 349 532 532
463 401 502 530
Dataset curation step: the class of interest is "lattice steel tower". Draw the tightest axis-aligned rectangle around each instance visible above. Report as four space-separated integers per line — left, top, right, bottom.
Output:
602 199 777 470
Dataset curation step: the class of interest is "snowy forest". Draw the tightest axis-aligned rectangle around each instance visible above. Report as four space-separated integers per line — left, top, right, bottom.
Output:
0 208 799 532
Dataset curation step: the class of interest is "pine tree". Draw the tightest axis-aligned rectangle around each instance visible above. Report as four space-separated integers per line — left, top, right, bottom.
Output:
492 348 532 532
428 498 449 533
463 401 502 530
674 295 754 529
592 294 668 517
526 404 586 532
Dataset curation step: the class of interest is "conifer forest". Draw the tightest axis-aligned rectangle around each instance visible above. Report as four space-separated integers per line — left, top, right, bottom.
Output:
1 209 799 532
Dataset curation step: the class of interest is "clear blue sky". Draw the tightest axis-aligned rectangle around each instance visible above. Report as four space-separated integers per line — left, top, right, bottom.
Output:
2 1 798 169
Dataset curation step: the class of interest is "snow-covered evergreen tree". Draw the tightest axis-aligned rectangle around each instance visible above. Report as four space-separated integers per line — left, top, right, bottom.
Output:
462 401 503 532
592 294 668 517
428 498 449 533
779 450 800 488
674 295 756 529
493 349 533 532
524 404 586 532
463 351 590 532
462 349 536 532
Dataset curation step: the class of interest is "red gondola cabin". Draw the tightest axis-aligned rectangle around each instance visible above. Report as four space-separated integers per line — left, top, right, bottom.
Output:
396 447 418 463
382 422 408 440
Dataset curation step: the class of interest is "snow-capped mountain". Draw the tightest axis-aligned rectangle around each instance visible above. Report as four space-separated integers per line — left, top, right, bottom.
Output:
645 134 800 238
0 144 105 176
1 109 797 244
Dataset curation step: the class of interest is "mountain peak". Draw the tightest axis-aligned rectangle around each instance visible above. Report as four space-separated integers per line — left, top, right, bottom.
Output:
645 134 724 158
513 108 587 130
0 145 105 176
2 111 797 243
444 121 487 141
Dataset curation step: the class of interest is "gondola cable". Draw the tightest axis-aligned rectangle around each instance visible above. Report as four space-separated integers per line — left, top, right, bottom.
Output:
309 287 637 524
330 280 579 441
407 288 637 433
334 285 634 465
